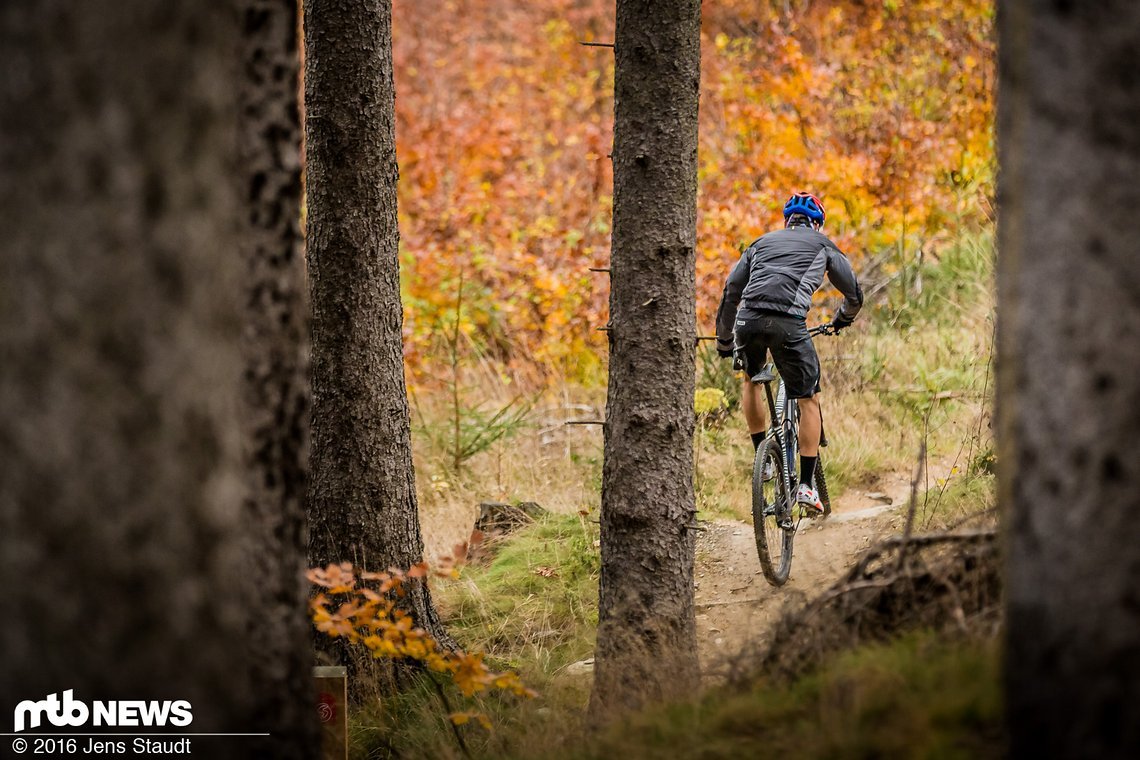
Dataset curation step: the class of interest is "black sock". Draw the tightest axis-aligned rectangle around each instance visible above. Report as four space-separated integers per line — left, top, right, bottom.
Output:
799 455 817 487
751 432 766 451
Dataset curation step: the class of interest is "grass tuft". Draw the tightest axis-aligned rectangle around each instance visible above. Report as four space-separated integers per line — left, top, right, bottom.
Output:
589 632 1004 760
436 513 600 675
349 514 601 760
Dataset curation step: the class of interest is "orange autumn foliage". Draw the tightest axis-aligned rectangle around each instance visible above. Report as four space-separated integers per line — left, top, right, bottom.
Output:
309 559 535 729
393 0 994 382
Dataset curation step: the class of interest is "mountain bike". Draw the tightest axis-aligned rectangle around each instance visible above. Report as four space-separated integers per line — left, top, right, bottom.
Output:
749 323 835 586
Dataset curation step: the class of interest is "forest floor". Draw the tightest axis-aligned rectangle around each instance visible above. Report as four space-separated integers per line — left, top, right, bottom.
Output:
392 455 994 759
694 459 955 682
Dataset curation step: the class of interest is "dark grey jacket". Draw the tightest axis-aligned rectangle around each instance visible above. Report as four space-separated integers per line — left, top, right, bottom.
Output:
715 226 863 349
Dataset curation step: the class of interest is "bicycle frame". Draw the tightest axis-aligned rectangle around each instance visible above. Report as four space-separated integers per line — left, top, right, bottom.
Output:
752 322 835 515
758 378 798 498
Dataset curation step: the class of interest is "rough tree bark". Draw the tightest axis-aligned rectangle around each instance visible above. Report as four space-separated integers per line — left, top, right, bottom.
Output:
0 1 268 753
239 1 320 756
590 0 702 717
304 0 448 651
998 1 1140 756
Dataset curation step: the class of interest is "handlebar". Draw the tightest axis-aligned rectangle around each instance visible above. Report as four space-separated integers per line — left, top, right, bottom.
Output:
808 323 839 337
697 323 839 342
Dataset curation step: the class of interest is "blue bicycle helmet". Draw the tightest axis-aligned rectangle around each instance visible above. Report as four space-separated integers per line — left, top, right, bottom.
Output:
783 192 826 225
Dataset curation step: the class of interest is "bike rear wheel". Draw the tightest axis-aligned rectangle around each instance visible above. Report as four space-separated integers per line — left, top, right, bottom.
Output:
814 455 832 518
752 436 795 586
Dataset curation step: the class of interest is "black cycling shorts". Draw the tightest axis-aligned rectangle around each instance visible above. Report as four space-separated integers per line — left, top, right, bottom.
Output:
733 313 821 399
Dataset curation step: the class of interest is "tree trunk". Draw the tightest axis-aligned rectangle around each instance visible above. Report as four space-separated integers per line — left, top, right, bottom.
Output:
304 0 448 657
0 1 266 753
590 0 702 718
239 1 320 756
998 1 1140 756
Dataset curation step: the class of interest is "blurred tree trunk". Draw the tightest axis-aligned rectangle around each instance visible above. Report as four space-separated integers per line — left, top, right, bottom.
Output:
239 0 320 756
590 0 701 718
0 1 270 753
304 0 448 658
998 1 1140 756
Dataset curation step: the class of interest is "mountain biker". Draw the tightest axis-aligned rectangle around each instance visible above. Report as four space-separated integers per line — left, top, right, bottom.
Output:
715 192 863 515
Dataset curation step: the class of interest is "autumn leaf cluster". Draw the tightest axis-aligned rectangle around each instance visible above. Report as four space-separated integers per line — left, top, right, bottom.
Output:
308 561 535 727
394 0 994 381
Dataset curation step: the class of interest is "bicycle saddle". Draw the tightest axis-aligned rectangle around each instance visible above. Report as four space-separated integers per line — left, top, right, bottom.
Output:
750 363 776 384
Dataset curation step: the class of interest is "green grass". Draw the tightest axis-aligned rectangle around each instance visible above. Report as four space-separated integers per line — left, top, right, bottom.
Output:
919 471 996 531
816 229 995 496
436 513 600 673
878 229 994 332
586 631 1004 760
435 513 601 752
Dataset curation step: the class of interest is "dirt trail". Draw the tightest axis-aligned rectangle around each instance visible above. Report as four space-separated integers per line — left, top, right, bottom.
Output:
694 465 946 681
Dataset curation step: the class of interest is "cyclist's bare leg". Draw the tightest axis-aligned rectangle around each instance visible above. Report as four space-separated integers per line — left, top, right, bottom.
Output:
742 379 768 434
797 394 821 456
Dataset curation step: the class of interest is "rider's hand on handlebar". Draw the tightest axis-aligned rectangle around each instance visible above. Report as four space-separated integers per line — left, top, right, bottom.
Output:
716 337 734 358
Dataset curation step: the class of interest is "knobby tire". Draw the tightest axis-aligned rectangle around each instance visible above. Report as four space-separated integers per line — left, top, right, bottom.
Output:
752 436 794 586
814 455 832 517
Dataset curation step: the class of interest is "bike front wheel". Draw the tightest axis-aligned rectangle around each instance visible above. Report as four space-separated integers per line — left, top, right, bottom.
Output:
752 436 795 586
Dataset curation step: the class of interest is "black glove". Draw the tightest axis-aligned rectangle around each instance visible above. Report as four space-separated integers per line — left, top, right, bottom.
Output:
716 338 734 358
831 314 854 332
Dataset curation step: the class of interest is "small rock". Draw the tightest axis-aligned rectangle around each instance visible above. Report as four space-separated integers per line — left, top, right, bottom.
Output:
708 627 722 633
714 637 725 647
564 658 594 676
866 492 893 504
